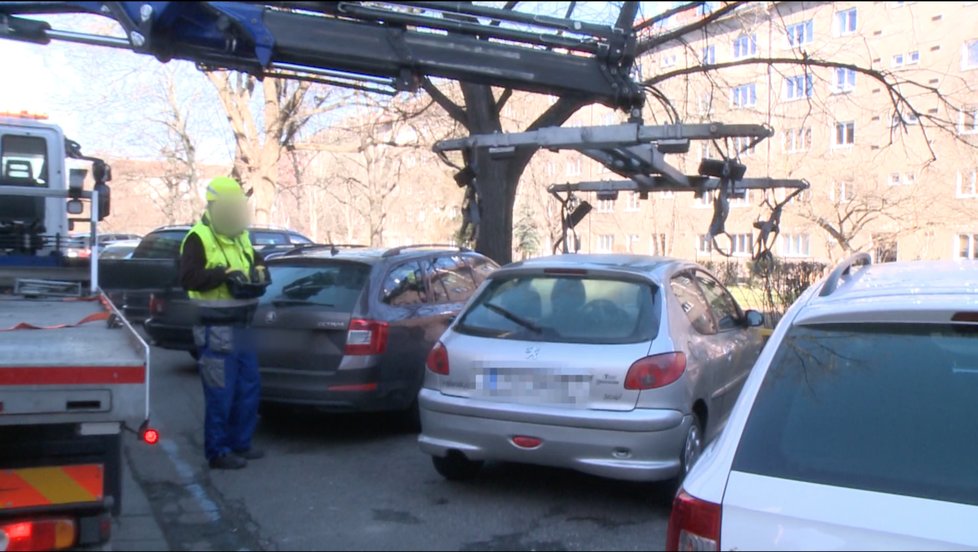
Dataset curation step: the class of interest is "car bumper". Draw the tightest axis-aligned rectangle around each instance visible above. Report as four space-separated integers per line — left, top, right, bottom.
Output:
260 366 415 413
143 319 195 351
417 388 690 482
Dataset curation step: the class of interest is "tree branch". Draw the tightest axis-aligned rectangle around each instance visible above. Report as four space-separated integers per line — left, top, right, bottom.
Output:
637 1 746 55
635 2 703 33
421 78 468 127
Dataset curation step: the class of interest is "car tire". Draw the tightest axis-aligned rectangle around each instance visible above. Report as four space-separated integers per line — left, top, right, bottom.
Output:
431 453 483 481
672 414 704 487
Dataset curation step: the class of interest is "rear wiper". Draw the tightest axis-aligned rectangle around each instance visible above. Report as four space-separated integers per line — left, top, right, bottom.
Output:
483 303 542 334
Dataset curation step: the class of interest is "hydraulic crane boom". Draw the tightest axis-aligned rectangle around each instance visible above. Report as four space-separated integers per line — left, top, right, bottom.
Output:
0 1 644 109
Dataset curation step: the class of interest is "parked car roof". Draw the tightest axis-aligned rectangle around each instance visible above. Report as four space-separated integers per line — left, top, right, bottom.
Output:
498 254 690 281
794 259 978 325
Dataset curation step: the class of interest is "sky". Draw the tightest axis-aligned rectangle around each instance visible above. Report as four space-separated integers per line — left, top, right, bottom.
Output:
0 2 672 164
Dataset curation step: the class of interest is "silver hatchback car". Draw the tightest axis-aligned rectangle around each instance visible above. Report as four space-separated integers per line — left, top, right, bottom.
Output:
418 255 765 483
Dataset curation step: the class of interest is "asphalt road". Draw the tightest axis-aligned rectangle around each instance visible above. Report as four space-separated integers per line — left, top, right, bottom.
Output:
125 345 674 551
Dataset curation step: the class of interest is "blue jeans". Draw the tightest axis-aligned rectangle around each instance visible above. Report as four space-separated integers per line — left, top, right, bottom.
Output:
194 325 260 461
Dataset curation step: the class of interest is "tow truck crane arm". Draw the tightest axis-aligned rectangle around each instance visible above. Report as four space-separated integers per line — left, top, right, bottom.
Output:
0 1 644 109
0 1 806 262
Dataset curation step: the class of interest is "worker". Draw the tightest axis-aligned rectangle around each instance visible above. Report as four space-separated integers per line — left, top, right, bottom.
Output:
180 176 270 470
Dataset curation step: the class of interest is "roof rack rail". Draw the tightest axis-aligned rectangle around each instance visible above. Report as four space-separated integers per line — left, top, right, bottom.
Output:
381 244 472 258
280 243 369 257
819 252 872 297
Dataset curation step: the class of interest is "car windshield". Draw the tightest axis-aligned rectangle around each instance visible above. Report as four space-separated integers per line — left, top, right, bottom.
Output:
456 274 659 344
251 231 289 246
732 322 978 507
263 262 370 310
132 231 186 259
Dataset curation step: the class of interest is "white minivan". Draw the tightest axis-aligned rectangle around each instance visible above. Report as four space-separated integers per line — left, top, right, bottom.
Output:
668 255 978 551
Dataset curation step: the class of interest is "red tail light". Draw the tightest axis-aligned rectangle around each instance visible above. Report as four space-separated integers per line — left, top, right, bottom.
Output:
141 427 160 445
426 341 450 375
148 294 165 316
666 490 721 551
344 319 389 356
625 352 686 390
0 519 77 551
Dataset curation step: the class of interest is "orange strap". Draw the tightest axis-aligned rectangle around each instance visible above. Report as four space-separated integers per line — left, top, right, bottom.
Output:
0 311 109 332
0 294 112 332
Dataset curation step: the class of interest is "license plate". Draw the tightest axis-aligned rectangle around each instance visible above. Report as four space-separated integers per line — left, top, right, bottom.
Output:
478 368 590 404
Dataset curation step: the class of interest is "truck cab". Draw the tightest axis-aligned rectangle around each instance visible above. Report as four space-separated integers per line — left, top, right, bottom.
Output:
0 112 71 255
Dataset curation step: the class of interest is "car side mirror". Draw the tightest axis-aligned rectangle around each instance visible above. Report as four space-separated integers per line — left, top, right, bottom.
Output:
744 310 765 328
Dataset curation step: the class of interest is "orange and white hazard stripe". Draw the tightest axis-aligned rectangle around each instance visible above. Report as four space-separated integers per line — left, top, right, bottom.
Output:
0 465 103 510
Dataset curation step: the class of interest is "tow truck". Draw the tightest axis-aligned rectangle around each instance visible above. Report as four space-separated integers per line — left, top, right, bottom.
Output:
0 111 155 552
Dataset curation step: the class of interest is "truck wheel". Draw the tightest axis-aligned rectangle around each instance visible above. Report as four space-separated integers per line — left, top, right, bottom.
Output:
432 452 483 481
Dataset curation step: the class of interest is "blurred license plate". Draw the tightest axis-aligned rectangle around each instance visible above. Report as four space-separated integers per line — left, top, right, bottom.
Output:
478 368 590 404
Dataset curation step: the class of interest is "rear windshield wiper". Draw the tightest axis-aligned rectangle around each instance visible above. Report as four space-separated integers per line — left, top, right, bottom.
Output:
483 303 542 334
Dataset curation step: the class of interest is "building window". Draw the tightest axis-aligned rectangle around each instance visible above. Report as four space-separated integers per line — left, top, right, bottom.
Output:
874 234 898 263
892 53 905 67
697 234 713 254
702 45 716 65
695 192 713 208
957 233 978 259
731 83 757 108
566 158 582 177
661 52 679 67
783 127 812 153
730 191 751 208
787 188 813 204
731 233 754 257
545 162 556 177
597 198 615 212
888 172 904 186
833 121 855 147
626 234 640 253
697 92 714 115
831 180 856 203
781 233 811 257
957 170 978 198
732 34 757 59
909 50 920 64
964 40 978 70
625 192 641 211
959 106 978 134
733 136 756 156
597 234 614 253
835 8 857 35
890 110 919 127
787 20 814 47
699 142 714 159
834 68 857 92
785 73 814 100
651 233 668 256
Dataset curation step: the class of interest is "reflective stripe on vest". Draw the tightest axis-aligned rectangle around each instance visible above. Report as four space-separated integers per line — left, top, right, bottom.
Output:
180 220 256 302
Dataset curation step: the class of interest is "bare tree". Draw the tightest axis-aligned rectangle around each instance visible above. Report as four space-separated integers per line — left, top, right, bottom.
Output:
146 66 202 225
205 72 347 224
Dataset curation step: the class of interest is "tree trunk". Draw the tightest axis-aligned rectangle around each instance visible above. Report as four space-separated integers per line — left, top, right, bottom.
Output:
472 153 518 263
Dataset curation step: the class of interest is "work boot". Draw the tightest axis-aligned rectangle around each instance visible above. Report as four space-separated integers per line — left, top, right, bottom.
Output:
209 453 247 470
233 448 265 460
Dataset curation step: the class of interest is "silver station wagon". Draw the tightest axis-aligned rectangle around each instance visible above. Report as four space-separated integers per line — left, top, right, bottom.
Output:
418 255 765 483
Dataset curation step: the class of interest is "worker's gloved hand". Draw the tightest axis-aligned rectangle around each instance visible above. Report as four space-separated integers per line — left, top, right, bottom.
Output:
225 268 250 286
254 266 270 285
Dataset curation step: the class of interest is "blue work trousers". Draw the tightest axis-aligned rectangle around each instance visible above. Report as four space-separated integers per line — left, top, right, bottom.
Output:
194 325 260 461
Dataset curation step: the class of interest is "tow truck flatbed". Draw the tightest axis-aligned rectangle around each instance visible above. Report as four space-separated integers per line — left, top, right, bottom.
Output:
0 295 149 428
